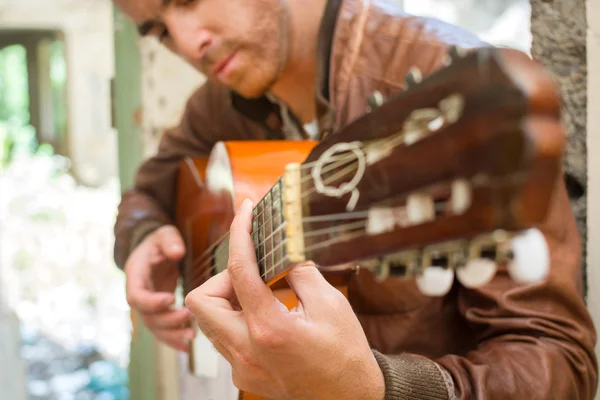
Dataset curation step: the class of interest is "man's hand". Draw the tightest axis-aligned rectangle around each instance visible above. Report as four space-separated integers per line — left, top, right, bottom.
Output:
185 199 385 400
125 225 195 352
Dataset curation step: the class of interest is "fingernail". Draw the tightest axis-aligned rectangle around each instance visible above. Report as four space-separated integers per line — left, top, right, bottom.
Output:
242 198 253 209
163 296 174 306
186 331 196 342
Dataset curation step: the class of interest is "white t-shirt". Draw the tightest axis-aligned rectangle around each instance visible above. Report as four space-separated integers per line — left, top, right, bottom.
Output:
267 93 319 140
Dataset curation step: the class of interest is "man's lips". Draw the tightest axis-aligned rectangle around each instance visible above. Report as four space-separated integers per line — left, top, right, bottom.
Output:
212 52 236 76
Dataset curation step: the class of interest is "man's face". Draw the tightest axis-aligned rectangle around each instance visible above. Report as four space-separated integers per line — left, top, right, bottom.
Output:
116 0 289 98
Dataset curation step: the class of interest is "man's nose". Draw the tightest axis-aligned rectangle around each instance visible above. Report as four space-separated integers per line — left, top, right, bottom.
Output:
165 15 213 62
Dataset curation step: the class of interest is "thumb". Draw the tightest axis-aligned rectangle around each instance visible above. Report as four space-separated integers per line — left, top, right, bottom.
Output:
154 225 186 260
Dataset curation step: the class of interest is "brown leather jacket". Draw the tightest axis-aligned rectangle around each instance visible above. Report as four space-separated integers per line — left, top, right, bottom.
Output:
114 0 598 398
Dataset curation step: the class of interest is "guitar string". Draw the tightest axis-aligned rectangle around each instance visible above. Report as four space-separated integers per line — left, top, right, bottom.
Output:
183 74 465 294
188 206 370 279
190 208 370 272
186 129 415 284
235 98 444 241
204 136 380 260
252 133 399 223
184 149 432 287
301 157 362 199
247 128 426 261
186 226 365 286
189 157 363 270
186 133 413 283
225 151 358 243
187 216 370 283
250 151 359 224
297 130 410 174
186 217 370 284
257 225 368 283
257 225 365 281
186 222 369 285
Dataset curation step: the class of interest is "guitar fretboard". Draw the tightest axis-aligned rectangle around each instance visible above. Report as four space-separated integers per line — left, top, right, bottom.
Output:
212 178 290 282
253 178 287 281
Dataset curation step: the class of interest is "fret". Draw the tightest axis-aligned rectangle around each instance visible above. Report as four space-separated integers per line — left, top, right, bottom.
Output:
257 200 265 277
252 205 261 276
279 178 288 264
263 191 274 279
271 179 284 277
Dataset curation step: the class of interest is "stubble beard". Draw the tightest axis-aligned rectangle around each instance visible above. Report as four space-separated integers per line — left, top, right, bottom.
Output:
234 0 291 98
261 0 291 95
193 0 291 98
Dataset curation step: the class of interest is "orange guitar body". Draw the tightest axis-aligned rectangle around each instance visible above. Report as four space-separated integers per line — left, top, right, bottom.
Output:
175 140 349 400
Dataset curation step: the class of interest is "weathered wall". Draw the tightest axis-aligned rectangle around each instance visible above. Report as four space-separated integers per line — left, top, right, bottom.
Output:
585 0 600 398
530 0 588 269
0 0 116 186
139 39 205 158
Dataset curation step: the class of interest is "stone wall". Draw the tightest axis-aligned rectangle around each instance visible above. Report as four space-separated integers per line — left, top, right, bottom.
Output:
530 0 588 285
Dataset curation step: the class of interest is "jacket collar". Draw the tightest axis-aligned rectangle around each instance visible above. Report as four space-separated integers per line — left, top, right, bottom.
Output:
229 0 341 140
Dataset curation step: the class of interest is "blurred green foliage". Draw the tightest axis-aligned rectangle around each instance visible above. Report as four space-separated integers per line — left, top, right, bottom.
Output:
0 40 67 167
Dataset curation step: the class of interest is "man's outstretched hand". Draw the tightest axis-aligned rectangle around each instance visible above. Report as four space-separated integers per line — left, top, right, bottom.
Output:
185 199 385 400
125 225 195 352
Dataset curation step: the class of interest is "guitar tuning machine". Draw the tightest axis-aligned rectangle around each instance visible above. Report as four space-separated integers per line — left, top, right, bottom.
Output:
455 228 550 287
404 67 423 89
365 228 549 293
455 232 505 289
366 90 384 113
372 259 390 282
416 241 466 296
505 228 550 284
367 251 420 282
443 45 467 66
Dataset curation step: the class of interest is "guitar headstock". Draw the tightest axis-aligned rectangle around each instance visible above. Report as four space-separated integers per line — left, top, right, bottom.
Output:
286 46 563 295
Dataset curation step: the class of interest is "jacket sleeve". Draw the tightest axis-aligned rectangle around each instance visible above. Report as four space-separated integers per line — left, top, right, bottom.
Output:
370 175 598 399
113 83 221 270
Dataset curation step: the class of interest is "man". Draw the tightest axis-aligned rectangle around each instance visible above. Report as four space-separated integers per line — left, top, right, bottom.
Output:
113 0 598 398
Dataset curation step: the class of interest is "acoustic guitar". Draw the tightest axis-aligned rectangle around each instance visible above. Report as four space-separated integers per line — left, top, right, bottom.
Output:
174 46 564 400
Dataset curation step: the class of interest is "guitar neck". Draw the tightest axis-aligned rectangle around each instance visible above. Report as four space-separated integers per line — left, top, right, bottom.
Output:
211 177 295 285
186 47 565 290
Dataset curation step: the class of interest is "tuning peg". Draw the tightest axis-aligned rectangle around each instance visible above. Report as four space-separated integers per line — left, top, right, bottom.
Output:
443 46 467 66
451 179 471 215
506 228 550 284
416 266 454 296
404 67 422 89
416 247 455 296
372 259 390 282
366 91 384 113
456 258 497 288
406 193 435 224
454 232 501 288
449 46 467 60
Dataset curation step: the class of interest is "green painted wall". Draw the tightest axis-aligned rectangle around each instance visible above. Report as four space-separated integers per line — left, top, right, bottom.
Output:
112 8 157 400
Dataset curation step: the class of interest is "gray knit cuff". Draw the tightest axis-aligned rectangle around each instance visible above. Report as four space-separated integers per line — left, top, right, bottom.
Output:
372 350 453 400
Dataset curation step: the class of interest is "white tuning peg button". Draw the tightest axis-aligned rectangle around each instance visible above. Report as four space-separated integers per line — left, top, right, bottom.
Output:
416 267 454 296
407 193 435 224
451 179 471 215
456 258 497 288
507 228 550 284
